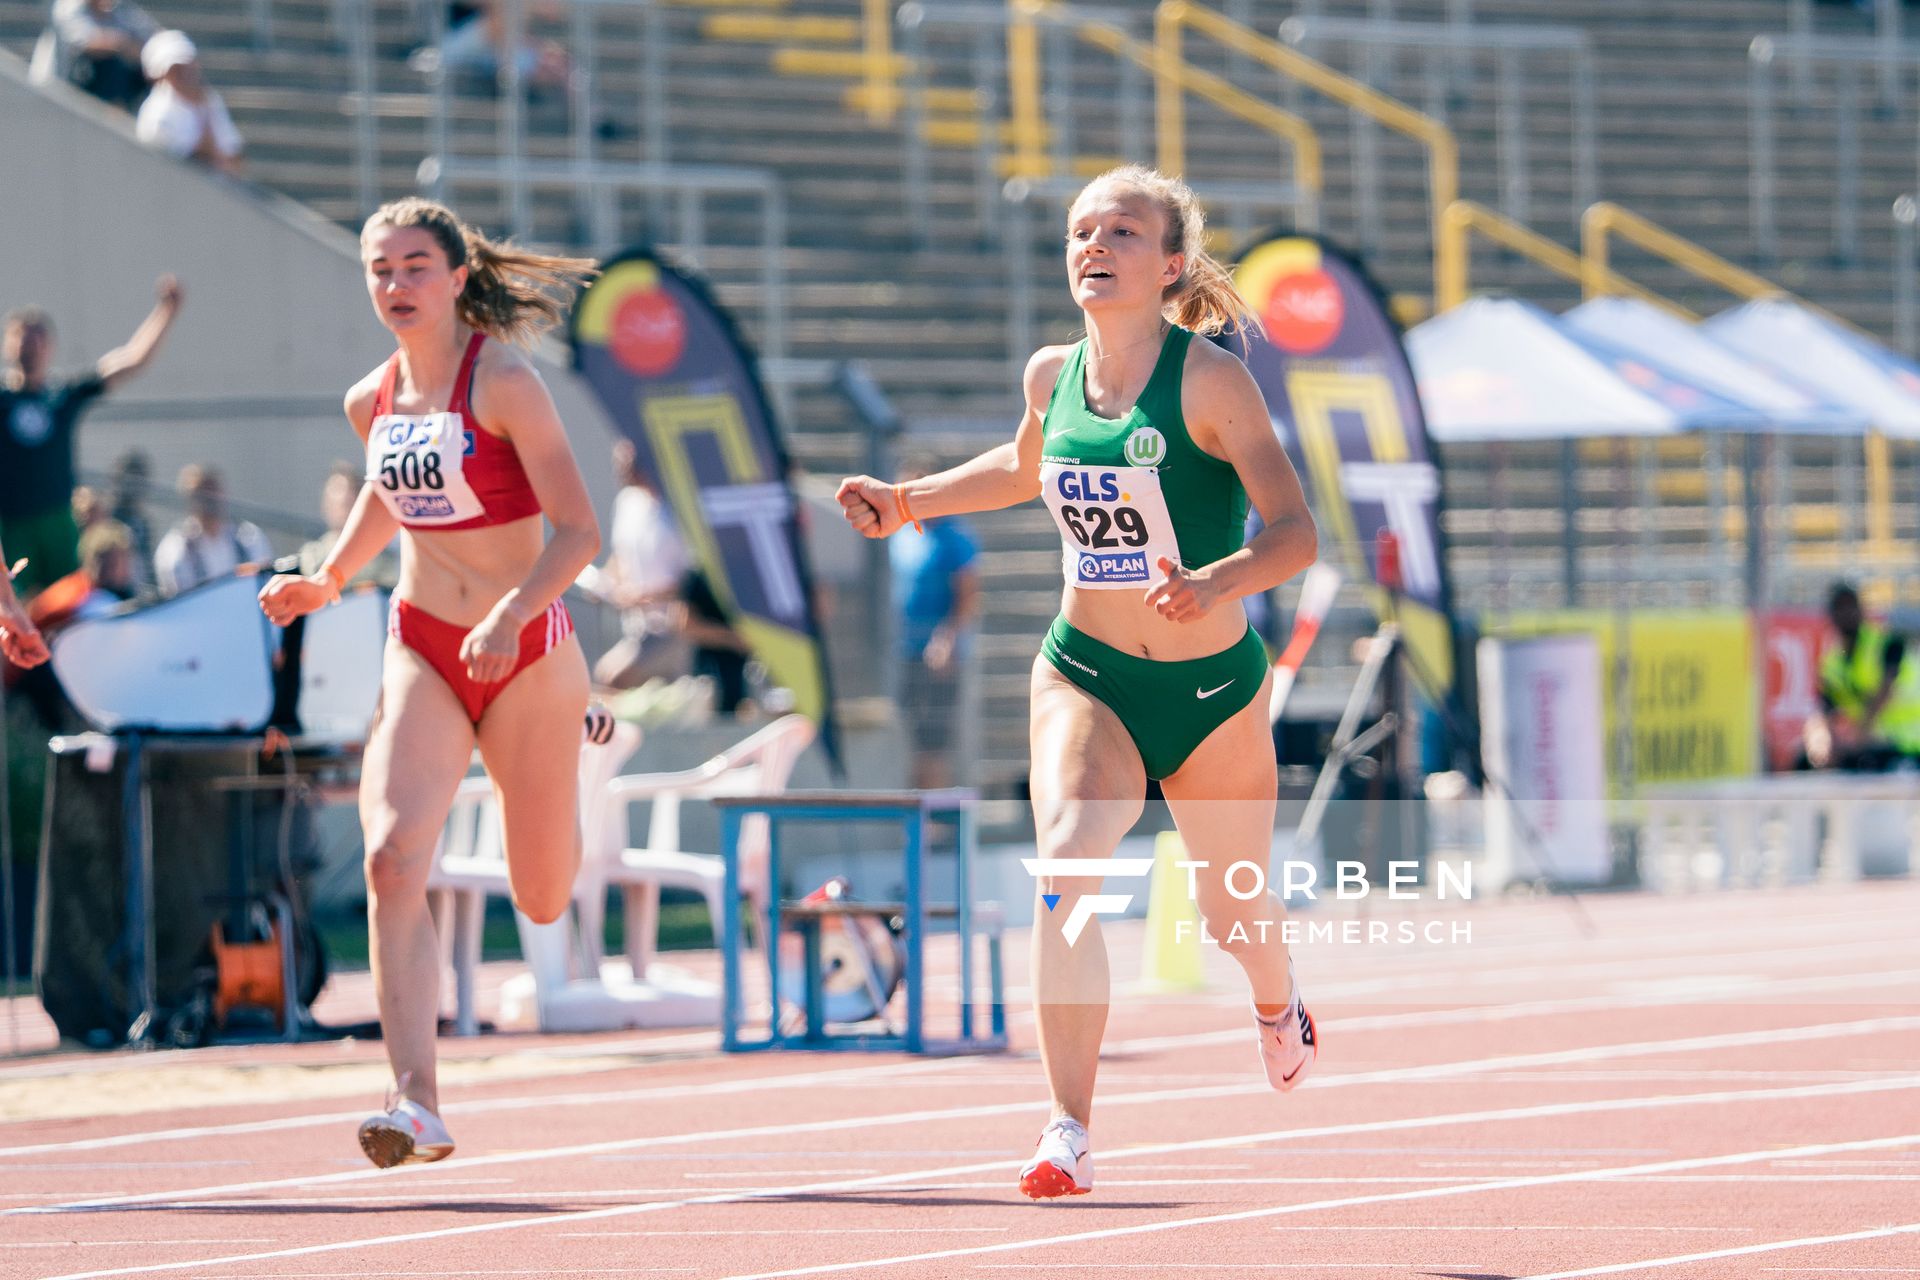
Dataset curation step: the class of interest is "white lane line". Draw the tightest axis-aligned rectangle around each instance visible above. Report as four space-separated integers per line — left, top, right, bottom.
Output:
0 1059 957 1159
0 886 1904 1089
1273 1225 1756 1232
1519 1222 1920 1279
17 1016 1919 1217
11 1170 1920 1207
771 1172 1920 1190
13 959 1915 1162
10 1014 1906 1214
1108 965 1920 1056
680 1171 877 1178
0 1028 723 1084
28 1078 1920 1280
5 1240 276 1247
707 1135 1920 1280
556 1229 1014 1237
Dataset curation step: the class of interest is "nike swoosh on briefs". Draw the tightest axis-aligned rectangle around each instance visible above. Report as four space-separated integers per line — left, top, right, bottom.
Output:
1195 681 1234 699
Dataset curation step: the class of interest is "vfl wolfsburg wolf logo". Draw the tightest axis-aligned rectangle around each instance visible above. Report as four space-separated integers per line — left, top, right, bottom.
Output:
1123 426 1165 467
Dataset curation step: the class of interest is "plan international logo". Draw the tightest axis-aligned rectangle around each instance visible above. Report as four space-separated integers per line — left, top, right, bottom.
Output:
1077 551 1151 582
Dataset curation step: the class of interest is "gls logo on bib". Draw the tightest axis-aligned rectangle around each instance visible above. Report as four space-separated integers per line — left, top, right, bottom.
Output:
1123 427 1165 468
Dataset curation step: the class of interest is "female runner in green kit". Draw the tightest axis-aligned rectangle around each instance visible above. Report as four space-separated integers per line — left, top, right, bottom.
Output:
837 165 1321 1200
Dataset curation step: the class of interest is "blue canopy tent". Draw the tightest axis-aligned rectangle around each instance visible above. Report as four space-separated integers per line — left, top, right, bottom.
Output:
1406 298 1773 605
1705 298 1920 592
1565 297 1865 435
1407 298 1768 443
1706 298 1920 438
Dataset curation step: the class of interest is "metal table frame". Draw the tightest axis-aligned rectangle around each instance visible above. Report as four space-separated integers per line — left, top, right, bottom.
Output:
715 789 1005 1055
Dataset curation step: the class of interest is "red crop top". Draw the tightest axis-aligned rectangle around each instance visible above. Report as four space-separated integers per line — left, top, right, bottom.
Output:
365 332 542 531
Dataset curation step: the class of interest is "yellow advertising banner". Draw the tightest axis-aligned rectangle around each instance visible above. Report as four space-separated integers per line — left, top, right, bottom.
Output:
1487 610 1757 790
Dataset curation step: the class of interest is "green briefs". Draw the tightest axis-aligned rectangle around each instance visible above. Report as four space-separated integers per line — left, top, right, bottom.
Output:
0 505 81 596
1040 616 1268 780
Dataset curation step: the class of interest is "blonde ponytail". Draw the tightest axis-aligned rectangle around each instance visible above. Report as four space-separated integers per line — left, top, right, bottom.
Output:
362 197 598 345
1073 164 1262 339
1169 245 1260 338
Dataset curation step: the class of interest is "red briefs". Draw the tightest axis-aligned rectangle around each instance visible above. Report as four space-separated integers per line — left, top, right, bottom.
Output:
387 597 574 723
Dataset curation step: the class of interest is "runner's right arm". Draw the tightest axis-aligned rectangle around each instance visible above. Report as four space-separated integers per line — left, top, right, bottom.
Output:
0 546 50 669
837 346 1066 536
259 377 399 624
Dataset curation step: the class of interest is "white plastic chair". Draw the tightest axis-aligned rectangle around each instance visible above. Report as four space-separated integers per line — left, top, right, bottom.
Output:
584 714 816 983
425 720 643 1034
424 775 502 1036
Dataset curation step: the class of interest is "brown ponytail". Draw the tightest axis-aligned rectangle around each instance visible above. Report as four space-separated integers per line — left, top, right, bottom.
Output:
361 197 598 345
1073 164 1262 339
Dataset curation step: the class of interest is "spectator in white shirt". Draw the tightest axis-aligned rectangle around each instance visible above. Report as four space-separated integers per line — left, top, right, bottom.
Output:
135 31 243 176
153 464 272 596
588 440 690 688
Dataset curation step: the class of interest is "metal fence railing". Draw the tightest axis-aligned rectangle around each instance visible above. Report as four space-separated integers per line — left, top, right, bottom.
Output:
1158 1 1456 293
422 0 672 238
1897 193 1919 357
896 1 1318 249
424 155 795 418
1786 0 1908 106
1749 32 1920 267
1279 16 1598 238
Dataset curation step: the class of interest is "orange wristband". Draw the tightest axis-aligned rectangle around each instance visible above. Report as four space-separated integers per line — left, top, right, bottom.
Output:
892 484 924 534
320 563 346 602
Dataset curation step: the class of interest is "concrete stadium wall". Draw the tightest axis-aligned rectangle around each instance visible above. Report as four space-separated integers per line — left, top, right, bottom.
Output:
0 52 622 546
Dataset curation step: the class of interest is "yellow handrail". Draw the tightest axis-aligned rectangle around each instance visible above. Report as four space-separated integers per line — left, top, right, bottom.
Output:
1437 200 1689 317
1156 0 1457 291
1077 25 1321 197
1580 202 1787 307
861 0 897 123
1008 0 1047 180
1007 0 1320 201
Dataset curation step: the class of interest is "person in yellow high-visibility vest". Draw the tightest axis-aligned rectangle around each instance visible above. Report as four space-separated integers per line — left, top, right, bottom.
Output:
1807 583 1920 770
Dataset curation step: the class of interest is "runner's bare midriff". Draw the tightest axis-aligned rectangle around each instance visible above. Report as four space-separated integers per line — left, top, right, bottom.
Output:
393 514 545 628
1060 585 1249 662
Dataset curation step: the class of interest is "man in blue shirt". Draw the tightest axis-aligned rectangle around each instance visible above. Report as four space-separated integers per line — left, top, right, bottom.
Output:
889 458 980 790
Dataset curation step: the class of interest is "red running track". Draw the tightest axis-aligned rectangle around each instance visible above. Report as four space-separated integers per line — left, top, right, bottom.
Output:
1 882 1917 1280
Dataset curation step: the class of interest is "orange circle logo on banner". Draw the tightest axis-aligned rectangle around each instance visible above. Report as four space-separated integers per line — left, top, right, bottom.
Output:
610 286 686 376
1262 268 1344 354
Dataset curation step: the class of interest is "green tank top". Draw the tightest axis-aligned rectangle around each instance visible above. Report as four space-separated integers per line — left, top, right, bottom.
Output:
1038 326 1249 587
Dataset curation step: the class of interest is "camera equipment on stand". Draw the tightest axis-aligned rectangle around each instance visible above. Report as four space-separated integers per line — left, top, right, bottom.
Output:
1292 532 1417 883
34 571 379 1047
1294 534 1596 930
776 876 906 1036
